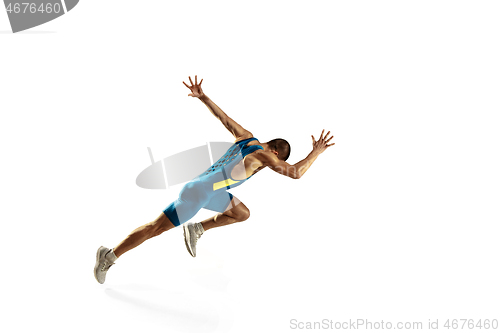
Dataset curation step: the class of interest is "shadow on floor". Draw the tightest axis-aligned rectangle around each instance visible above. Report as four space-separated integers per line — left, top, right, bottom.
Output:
104 285 220 333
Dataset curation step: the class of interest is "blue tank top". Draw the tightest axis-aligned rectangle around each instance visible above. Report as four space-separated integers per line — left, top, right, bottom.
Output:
199 137 263 191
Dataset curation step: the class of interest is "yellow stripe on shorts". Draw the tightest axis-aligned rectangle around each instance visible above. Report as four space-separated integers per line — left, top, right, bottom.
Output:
213 178 240 191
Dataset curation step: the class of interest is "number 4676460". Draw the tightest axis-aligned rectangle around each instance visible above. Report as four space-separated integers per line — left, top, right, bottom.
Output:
6 3 62 14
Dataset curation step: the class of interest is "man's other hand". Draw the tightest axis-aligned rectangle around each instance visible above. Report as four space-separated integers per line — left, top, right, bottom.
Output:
312 129 335 154
183 75 204 98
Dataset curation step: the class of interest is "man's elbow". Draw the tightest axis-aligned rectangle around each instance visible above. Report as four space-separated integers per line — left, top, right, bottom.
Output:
287 165 301 179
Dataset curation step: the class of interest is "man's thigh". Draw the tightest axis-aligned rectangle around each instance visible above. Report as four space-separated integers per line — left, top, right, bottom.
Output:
223 196 250 220
224 195 241 211
204 192 249 218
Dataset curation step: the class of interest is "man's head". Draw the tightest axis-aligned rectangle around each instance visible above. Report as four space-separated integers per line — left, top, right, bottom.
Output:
266 138 291 161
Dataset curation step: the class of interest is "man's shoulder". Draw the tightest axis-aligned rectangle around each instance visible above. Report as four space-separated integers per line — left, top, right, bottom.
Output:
251 149 275 165
234 132 255 143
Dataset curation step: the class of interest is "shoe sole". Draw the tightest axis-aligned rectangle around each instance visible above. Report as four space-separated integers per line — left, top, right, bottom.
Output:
183 225 196 257
94 246 106 284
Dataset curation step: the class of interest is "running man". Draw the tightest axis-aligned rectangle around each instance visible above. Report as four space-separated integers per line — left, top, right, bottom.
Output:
94 76 335 284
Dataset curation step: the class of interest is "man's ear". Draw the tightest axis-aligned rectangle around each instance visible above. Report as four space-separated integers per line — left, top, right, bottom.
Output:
272 150 279 156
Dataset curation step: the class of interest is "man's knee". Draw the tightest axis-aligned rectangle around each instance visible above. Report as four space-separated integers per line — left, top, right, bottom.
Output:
235 206 250 222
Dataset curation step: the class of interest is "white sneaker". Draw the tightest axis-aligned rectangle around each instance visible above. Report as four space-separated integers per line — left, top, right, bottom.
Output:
183 223 204 257
94 246 117 284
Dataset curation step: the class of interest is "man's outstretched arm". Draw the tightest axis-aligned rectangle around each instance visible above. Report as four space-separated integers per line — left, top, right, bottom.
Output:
183 76 252 142
265 130 335 179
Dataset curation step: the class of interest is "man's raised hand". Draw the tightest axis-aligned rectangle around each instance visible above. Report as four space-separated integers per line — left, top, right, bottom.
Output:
183 75 204 98
312 129 335 154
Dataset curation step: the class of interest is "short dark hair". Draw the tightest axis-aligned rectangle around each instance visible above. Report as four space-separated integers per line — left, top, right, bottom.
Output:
267 138 291 161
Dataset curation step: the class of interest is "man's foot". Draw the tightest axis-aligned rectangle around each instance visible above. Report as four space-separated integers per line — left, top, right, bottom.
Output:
94 246 117 284
183 223 204 257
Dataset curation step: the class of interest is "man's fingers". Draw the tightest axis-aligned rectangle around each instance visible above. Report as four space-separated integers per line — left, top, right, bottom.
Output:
327 143 335 147
312 135 315 143
189 76 194 85
320 129 325 141
325 135 334 143
195 75 198 85
183 81 191 89
199 78 203 85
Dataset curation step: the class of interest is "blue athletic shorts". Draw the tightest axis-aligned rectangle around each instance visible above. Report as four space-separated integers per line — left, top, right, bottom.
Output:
163 178 234 227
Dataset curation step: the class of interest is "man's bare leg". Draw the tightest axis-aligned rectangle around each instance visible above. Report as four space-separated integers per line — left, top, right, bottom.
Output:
201 197 250 231
94 213 176 284
113 213 176 258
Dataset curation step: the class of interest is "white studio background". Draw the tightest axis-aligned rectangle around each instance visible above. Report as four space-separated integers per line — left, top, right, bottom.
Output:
1 1 499 332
